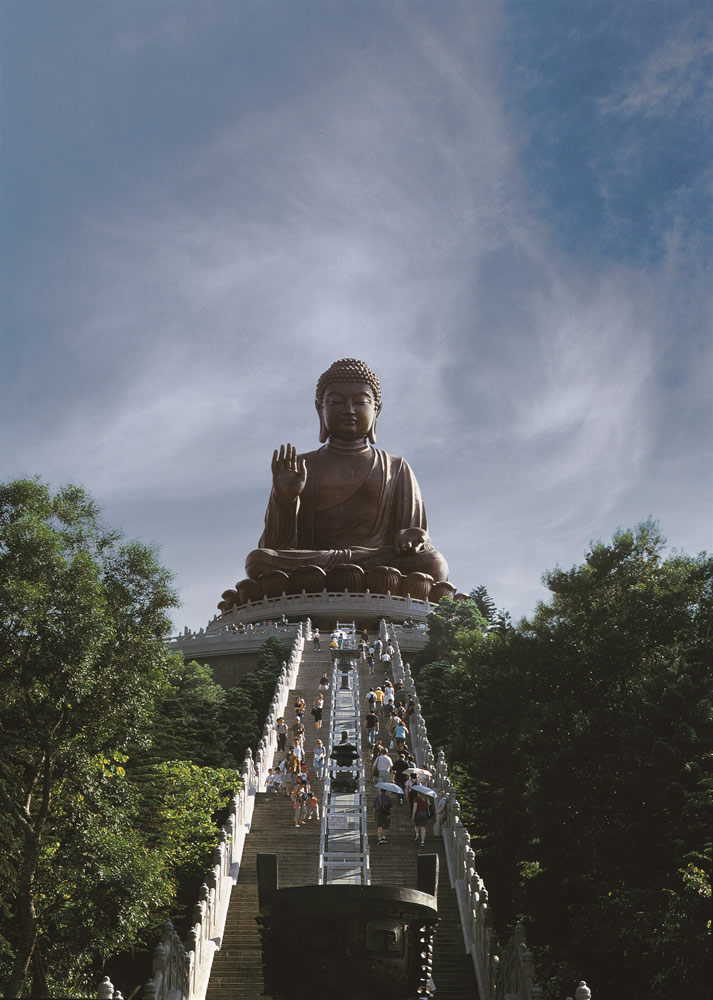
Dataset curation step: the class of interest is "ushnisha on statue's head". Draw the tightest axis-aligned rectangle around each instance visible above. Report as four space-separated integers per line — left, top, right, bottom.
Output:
315 358 382 444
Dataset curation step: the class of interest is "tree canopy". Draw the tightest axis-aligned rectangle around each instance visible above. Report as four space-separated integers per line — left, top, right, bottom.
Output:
414 521 712 1000
0 479 183 997
0 481 256 997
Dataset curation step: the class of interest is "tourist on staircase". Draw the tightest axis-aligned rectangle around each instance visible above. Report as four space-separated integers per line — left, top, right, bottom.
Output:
305 790 320 822
293 785 309 827
374 686 384 715
310 693 324 729
275 757 287 795
412 791 431 848
313 739 325 779
374 788 393 846
392 752 409 805
392 718 409 753
433 790 448 837
293 715 305 746
405 770 418 814
364 706 379 747
372 747 393 786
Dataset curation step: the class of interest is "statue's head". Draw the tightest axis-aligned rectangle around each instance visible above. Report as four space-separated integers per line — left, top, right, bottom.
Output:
315 358 382 444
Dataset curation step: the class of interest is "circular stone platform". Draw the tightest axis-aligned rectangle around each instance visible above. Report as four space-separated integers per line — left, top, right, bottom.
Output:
207 588 435 633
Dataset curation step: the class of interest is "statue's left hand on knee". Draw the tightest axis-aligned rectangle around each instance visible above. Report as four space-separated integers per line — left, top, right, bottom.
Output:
395 527 430 554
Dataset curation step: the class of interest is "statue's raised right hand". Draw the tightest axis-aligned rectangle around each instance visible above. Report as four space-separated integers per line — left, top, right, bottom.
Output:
271 443 307 505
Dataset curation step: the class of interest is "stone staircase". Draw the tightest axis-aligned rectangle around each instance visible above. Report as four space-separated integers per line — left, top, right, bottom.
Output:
205 640 478 1000
205 645 331 1000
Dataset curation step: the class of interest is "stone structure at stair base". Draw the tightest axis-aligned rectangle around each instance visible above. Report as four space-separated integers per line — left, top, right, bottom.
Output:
256 864 439 999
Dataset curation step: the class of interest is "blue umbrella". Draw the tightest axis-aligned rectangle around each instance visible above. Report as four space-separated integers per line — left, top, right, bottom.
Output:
375 782 402 794
411 784 437 798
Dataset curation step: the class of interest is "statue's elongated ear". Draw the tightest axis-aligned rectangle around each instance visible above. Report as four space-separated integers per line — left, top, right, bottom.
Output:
316 400 328 443
368 405 381 444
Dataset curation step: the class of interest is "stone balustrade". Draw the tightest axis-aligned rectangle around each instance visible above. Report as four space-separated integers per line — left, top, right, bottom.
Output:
252 622 306 790
167 622 301 665
208 589 434 634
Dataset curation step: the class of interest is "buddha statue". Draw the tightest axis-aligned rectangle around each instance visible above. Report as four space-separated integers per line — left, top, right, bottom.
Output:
238 357 449 594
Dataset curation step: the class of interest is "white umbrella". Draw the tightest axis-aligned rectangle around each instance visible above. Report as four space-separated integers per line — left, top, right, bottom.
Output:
411 784 437 798
375 782 403 794
405 767 432 777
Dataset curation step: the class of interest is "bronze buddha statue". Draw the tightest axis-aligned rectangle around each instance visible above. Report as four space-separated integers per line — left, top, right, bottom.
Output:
221 358 452 609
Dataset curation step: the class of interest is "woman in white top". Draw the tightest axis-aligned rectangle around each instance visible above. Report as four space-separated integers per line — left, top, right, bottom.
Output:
313 739 326 779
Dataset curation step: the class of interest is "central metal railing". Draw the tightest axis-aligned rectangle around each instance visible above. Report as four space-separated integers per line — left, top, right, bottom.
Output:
317 627 371 885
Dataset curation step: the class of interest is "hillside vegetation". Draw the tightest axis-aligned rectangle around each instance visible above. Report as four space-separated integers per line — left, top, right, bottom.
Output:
414 521 712 1000
0 479 287 998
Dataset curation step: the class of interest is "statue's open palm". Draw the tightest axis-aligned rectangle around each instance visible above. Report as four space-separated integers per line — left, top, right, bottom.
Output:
272 443 307 504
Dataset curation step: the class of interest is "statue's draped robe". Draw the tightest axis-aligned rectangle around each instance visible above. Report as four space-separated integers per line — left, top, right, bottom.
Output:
251 446 445 578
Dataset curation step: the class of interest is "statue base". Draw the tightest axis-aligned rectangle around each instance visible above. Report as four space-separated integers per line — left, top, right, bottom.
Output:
207 588 442 635
217 564 458 616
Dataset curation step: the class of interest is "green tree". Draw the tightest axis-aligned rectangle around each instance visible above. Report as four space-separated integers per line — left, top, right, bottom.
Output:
0 479 179 997
469 585 497 626
220 636 290 764
138 659 229 768
143 761 242 898
414 594 488 670
31 752 173 995
414 521 713 999
517 522 713 998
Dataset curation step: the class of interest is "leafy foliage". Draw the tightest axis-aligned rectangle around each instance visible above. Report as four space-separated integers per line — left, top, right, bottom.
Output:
414 593 488 667
469 585 497 626
0 479 180 997
415 521 713 999
222 636 290 764
0 480 279 998
137 658 230 768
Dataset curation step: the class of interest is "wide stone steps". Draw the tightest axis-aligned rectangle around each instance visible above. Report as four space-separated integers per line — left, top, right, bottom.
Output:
205 638 478 1000
206 645 331 1000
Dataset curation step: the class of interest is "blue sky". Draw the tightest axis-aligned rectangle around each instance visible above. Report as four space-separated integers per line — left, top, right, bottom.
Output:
2 0 711 632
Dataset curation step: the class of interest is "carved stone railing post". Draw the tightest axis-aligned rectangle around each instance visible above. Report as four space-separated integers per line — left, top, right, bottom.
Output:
97 977 118 999
141 979 157 1000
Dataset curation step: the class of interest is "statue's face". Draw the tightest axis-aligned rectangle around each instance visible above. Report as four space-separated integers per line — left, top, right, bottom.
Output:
319 381 379 442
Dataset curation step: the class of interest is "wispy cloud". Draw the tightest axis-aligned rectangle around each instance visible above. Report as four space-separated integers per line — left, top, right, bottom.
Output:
598 21 713 121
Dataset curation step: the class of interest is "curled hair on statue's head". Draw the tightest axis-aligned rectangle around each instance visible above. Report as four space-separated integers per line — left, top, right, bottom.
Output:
315 358 382 443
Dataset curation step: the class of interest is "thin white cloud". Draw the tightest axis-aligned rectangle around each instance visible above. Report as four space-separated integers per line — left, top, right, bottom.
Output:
599 21 713 120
